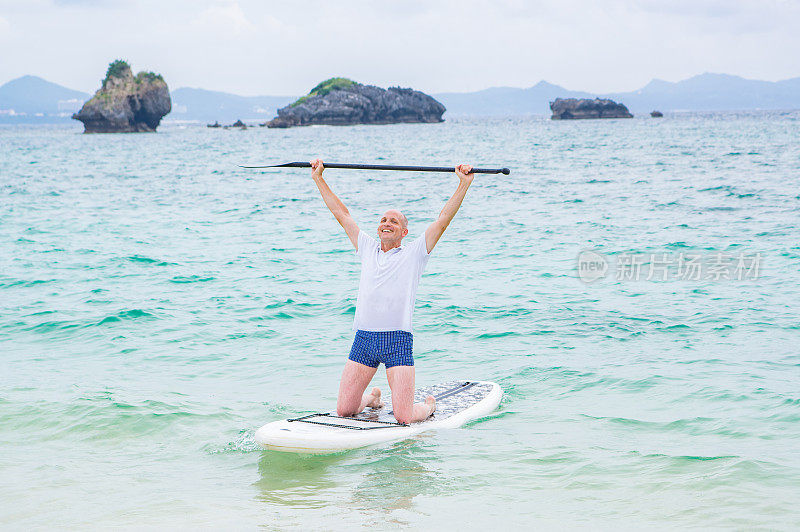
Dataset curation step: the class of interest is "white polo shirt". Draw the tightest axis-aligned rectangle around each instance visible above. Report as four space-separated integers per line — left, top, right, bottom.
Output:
353 229 431 333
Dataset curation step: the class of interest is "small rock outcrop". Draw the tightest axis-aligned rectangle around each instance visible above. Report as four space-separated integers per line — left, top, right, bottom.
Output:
267 77 445 128
549 98 633 120
72 60 171 133
650 110 663 117
208 119 247 129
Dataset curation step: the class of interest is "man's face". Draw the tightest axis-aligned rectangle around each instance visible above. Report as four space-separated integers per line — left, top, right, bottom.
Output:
377 209 408 245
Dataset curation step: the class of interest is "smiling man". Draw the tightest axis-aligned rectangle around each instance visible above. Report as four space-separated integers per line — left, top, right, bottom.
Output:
310 159 475 424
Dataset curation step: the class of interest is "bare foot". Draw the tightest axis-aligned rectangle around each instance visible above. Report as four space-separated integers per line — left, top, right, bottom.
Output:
425 395 436 417
366 387 384 409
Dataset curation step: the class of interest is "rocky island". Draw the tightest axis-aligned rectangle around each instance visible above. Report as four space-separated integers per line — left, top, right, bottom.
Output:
549 98 633 120
266 78 445 128
72 60 171 133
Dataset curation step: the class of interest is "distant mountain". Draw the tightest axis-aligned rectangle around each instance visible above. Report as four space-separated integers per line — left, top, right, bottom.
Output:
2 73 799 123
605 73 800 113
435 73 800 116
0 75 88 122
434 81 592 116
170 88 293 124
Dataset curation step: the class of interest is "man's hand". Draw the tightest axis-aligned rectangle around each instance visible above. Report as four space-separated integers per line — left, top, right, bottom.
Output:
310 158 325 180
455 164 474 185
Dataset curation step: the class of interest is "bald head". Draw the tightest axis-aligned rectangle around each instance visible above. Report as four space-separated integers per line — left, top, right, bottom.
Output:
377 209 409 249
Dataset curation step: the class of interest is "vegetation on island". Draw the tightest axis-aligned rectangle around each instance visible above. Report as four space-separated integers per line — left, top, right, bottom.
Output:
104 60 131 83
102 60 164 86
291 77 357 107
135 71 164 84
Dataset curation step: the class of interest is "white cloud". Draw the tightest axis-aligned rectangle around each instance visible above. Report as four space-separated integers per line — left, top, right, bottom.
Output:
0 15 10 36
191 0 254 35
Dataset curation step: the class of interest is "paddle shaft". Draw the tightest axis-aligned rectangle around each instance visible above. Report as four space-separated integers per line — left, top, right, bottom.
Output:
240 161 510 175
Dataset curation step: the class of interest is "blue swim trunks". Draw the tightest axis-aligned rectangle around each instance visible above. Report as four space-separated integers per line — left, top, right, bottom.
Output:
348 330 414 368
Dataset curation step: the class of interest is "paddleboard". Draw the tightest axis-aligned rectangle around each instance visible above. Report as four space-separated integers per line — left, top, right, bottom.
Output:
255 380 502 453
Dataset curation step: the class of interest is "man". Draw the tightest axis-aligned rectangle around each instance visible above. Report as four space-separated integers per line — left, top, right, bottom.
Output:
310 159 475 424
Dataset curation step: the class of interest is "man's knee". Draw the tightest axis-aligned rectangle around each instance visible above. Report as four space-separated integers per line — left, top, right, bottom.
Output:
394 412 411 424
391 400 413 424
336 398 358 417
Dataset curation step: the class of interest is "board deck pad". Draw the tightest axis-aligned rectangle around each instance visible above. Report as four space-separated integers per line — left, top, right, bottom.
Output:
255 380 502 453
290 381 495 429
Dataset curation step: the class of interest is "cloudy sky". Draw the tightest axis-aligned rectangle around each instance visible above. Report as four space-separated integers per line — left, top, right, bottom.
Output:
0 0 798 96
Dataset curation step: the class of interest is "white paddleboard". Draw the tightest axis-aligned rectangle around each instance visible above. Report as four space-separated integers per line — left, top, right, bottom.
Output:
255 380 502 453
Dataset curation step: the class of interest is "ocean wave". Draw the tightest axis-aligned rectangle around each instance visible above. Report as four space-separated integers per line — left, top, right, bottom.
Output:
119 255 177 266
169 275 215 283
96 309 157 325
1 396 234 441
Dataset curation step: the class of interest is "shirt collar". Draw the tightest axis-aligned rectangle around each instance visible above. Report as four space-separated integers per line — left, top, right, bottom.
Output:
380 244 403 254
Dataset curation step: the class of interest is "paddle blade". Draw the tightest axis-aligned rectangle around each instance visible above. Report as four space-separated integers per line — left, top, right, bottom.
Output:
239 162 311 169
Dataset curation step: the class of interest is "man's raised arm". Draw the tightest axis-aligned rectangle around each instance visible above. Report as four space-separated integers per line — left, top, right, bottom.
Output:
424 164 474 254
310 159 360 249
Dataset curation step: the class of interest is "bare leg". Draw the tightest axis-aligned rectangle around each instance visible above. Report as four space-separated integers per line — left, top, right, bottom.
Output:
386 365 436 424
337 360 380 417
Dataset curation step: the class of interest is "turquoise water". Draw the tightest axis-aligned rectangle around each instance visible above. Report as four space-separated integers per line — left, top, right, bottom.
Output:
1 114 799 528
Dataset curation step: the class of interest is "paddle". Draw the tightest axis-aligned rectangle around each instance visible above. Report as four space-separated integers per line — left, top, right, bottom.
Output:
239 161 511 175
